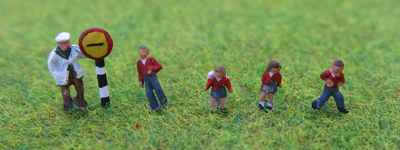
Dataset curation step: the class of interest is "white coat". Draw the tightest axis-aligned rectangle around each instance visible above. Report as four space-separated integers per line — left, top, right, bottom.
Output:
47 45 87 85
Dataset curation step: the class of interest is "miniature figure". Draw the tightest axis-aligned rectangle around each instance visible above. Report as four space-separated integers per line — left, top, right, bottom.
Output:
204 65 233 113
258 59 282 112
48 32 88 111
136 45 167 110
311 59 349 114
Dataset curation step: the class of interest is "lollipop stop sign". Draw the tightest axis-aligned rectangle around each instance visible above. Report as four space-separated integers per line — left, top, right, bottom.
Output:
79 28 113 107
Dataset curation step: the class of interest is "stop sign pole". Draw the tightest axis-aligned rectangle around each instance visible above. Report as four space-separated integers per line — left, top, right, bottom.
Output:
95 59 110 107
79 28 113 107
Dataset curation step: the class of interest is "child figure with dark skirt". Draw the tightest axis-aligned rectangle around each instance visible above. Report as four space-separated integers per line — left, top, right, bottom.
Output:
204 65 233 113
137 45 167 110
311 59 349 114
258 60 282 112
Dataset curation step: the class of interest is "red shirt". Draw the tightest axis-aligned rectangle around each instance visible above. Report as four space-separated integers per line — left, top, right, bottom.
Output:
136 56 163 82
205 76 232 92
320 69 345 88
261 72 282 87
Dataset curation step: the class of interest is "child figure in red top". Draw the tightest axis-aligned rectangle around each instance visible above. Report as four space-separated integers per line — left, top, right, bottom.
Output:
204 65 233 113
311 59 349 114
258 60 282 112
136 45 167 110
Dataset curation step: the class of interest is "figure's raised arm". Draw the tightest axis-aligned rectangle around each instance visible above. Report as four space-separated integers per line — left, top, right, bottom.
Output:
149 57 162 72
320 70 330 81
72 45 87 58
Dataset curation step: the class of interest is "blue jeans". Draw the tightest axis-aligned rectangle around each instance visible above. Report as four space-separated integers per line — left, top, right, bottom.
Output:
312 86 345 109
144 74 167 110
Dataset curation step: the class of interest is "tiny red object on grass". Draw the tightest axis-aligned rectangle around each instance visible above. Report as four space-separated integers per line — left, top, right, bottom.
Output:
136 123 141 129
396 89 400 92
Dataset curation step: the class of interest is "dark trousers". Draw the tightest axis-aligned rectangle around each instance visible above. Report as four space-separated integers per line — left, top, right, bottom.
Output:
313 86 345 109
144 74 167 110
59 71 87 107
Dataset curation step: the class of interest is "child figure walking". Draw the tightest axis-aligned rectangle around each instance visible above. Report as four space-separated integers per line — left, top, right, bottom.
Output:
204 65 233 113
258 60 282 112
311 59 349 114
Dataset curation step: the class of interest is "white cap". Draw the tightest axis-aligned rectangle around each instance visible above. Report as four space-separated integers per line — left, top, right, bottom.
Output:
55 32 70 42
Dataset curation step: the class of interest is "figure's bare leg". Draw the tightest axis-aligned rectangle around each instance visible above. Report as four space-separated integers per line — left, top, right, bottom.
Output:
219 97 226 108
259 91 268 102
267 93 274 105
210 97 218 108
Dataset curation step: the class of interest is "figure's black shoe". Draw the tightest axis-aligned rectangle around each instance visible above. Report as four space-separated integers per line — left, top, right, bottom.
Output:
266 105 273 111
78 99 88 109
64 98 76 111
338 107 349 114
63 105 76 111
258 104 265 110
312 101 319 110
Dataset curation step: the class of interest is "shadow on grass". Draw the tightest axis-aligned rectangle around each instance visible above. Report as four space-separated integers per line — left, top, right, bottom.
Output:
308 106 349 120
62 101 116 119
65 108 89 118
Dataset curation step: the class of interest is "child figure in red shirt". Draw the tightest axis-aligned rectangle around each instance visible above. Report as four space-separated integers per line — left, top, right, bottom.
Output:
311 59 349 114
204 65 233 113
258 60 282 112
136 45 167 110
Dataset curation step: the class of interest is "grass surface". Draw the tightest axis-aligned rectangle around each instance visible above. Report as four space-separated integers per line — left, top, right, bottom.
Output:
1 0 400 149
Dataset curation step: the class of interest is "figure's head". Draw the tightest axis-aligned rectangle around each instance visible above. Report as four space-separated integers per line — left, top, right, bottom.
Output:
57 41 72 51
55 32 72 51
332 59 344 74
266 59 281 73
138 45 149 58
214 65 226 78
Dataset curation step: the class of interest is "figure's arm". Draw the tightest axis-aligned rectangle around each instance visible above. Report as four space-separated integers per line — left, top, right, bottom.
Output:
72 45 87 58
226 78 233 93
148 57 163 72
137 61 144 87
261 72 270 85
204 79 212 90
337 74 345 86
277 74 282 88
320 70 330 81
341 74 345 84
47 52 58 76
321 70 334 87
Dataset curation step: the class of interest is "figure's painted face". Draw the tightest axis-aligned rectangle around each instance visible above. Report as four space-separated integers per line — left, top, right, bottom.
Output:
138 48 149 58
331 64 344 74
269 68 280 73
215 71 225 78
57 41 72 51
